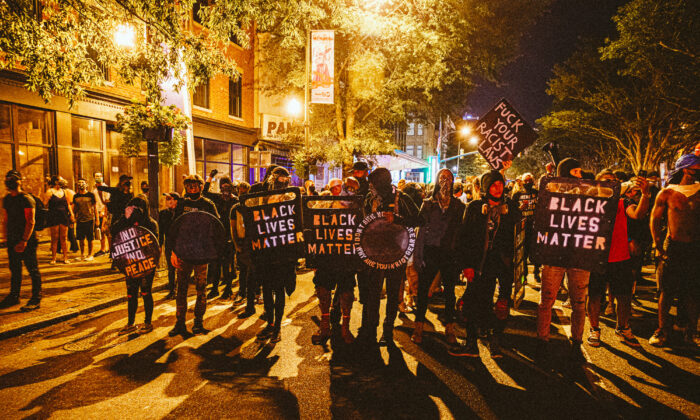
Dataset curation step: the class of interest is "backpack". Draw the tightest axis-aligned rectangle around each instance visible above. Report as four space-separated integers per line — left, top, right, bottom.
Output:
29 193 48 231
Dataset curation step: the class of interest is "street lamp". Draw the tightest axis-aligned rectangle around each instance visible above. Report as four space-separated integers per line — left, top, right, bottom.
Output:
469 135 478 146
286 97 303 118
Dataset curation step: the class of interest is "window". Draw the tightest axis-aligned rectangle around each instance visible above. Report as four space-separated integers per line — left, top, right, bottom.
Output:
193 79 210 109
417 124 423 136
229 78 242 118
71 117 103 150
407 122 415 136
406 145 414 156
417 145 423 158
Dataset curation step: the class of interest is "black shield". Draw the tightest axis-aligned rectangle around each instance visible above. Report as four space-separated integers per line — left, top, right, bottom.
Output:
111 226 160 279
169 211 228 264
355 212 416 270
512 217 527 309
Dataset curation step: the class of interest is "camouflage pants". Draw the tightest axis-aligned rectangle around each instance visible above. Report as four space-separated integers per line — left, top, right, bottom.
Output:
176 262 208 323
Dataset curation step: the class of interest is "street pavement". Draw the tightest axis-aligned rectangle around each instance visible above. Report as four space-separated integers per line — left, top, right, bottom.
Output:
0 258 698 419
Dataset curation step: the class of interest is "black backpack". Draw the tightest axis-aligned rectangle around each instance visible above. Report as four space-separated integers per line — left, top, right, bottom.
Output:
28 193 48 231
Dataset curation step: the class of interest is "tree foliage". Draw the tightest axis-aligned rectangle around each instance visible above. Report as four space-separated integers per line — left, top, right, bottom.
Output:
537 0 698 173
259 0 549 169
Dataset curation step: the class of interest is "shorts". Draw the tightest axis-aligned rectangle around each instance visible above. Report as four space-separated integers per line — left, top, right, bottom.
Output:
589 259 633 298
658 240 700 302
313 266 356 293
76 221 94 241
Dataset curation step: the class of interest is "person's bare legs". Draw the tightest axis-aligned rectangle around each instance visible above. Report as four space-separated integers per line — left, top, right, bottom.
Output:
50 225 59 263
59 225 69 263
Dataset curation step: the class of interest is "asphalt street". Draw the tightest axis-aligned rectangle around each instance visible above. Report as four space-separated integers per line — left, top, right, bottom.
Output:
0 267 697 420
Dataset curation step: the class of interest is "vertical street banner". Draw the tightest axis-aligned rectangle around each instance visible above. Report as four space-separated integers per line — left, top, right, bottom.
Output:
512 217 527 309
311 30 334 104
476 99 538 171
532 177 621 273
240 187 305 264
111 226 160 279
302 195 364 269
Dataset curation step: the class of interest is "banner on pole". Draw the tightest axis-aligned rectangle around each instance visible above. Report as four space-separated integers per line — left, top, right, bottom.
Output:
476 98 538 171
311 30 334 104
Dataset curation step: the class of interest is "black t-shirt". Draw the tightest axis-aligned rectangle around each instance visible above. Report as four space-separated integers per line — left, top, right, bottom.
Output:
3 193 36 245
73 192 96 223
624 197 652 244
175 195 219 219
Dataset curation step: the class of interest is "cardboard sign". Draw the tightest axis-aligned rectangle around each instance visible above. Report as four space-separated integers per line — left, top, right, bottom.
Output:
355 212 416 270
532 177 620 273
111 226 160 279
512 218 527 309
240 187 304 264
168 211 229 264
476 99 538 170
514 190 537 218
303 195 363 269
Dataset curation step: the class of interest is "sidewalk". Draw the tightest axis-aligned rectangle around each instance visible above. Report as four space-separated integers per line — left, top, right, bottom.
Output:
0 244 168 340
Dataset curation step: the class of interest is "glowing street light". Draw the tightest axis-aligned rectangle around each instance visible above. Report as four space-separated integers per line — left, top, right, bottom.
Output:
113 24 136 49
459 126 471 136
286 97 303 118
469 135 479 146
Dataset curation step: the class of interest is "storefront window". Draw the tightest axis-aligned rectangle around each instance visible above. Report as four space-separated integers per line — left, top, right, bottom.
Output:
0 103 11 142
73 151 102 182
71 117 102 150
205 140 230 163
16 107 51 145
17 145 50 196
232 144 246 164
0 144 14 187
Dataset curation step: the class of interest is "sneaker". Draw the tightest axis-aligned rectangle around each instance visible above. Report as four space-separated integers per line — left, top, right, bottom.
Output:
20 298 40 312
270 328 281 343
138 323 154 334
168 322 188 337
84 255 94 262
206 289 219 299
118 324 137 335
0 295 20 309
256 324 275 341
649 329 668 347
62 259 71 265
94 250 106 257
488 335 504 359
615 327 641 347
448 340 479 357
192 320 207 335
587 328 601 347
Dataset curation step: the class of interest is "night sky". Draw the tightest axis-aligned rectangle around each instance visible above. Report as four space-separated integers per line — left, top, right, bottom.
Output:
465 0 629 126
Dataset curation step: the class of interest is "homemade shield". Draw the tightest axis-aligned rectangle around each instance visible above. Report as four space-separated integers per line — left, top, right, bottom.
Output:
355 212 416 270
512 217 527 309
168 211 228 264
303 195 363 269
239 187 305 265
111 226 160 279
532 177 620 273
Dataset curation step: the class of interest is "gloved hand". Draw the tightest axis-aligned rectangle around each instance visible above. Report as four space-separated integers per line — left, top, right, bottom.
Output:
462 268 475 283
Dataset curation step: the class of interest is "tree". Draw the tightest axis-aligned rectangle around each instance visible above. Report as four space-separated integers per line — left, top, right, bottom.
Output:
258 0 549 172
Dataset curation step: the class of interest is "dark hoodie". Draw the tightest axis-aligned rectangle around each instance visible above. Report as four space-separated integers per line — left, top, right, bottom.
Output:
113 196 159 242
365 167 419 226
557 158 581 179
249 164 280 194
457 170 521 273
414 169 466 267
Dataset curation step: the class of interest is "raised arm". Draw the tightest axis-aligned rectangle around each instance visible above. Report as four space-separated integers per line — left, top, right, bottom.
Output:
650 190 669 256
626 178 651 220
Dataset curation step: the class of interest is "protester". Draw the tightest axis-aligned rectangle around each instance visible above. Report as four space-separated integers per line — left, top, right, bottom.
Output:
113 196 158 335
44 175 75 264
351 161 370 197
649 154 700 347
535 158 590 364
450 170 521 358
158 192 180 300
0 170 42 311
71 178 98 261
169 174 220 336
92 172 110 257
98 174 134 233
511 172 539 282
411 169 466 345
357 167 419 347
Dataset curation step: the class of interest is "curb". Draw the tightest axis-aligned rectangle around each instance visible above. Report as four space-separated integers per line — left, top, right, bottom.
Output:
0 271 169 341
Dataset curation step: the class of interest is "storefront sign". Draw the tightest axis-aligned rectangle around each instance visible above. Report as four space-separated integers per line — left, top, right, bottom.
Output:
168 211 228 264
476 99 537 171
303 195 363 268
532 177 620 273
261 114 298 140
111 226 160 279
355 212 416 270
311 30 334 104
240 187 305 264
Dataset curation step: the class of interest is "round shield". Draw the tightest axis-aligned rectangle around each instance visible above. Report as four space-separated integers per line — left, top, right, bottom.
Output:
168 211 228 264
111 226 160 279
355 212 415 269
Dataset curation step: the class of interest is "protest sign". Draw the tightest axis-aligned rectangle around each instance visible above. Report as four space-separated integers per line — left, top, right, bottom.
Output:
514 190 537 218
240 187 304 264
168 211 228 264
303 195 363 269
355 212 416 270
532 177 620 273
476 99 538 170
512 217 527 309
111 226 160 279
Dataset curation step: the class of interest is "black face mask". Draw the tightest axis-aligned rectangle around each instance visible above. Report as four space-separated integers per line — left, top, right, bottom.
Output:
4 179 18 190
185 191 201 199
524 182 534 192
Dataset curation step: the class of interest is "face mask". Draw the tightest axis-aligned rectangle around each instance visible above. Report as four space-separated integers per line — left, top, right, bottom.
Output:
4 179 18 190
94 175 103 184
77 181 87 190
185 191 201 199
271 175 289 191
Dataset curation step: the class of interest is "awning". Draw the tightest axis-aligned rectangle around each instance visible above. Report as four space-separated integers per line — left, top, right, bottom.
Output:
373 150 430 172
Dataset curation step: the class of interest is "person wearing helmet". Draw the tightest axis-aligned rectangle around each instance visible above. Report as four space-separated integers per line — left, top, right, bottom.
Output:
449 170 521 358
169 174 219 337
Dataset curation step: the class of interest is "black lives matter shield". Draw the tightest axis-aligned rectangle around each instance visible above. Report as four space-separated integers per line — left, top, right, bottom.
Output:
303 195 364 269
355 212 416 270
532 177 620 273
168 211 228 264
111 226 160 279
240 187 304 265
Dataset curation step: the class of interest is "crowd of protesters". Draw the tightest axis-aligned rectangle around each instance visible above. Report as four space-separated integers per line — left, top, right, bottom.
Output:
1 143 698 366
